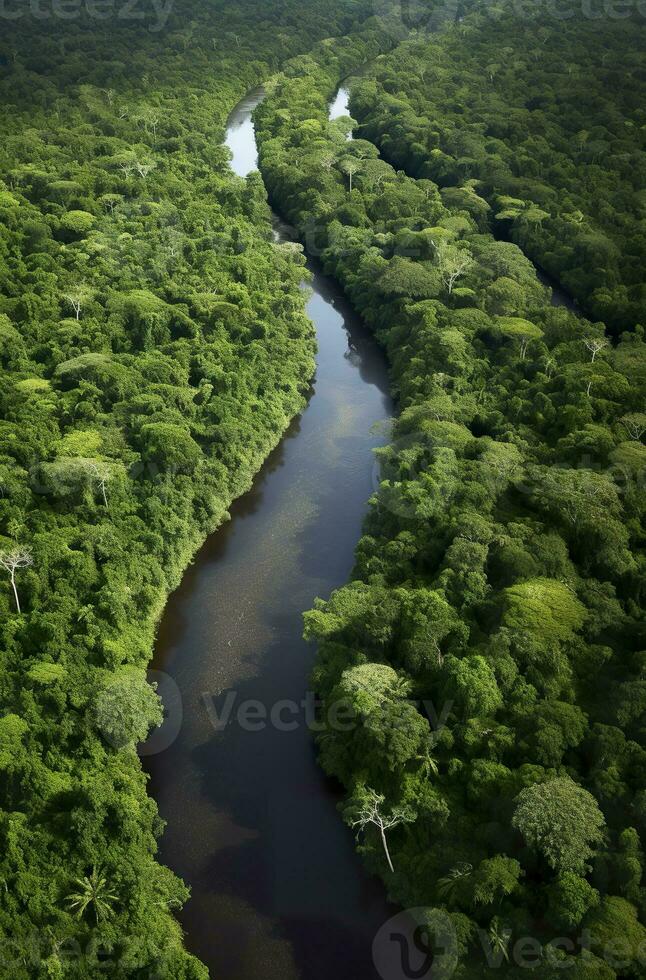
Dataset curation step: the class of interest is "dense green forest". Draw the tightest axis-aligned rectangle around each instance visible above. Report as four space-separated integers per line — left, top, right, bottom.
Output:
350 5 646 333
0 2 375 975
254 15 646 977
3 0 646 976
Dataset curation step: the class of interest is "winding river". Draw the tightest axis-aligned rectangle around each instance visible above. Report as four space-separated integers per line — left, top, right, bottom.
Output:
145 84 395 979
144 76 577 980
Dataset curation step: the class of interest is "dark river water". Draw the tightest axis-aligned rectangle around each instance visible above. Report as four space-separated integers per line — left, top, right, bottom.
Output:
144 85 396 980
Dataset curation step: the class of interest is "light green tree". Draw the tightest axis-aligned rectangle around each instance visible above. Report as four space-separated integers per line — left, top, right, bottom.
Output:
513 777 605 873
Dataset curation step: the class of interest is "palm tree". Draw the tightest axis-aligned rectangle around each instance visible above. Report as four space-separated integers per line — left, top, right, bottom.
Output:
65 867 117 924
415 747 439 778
488 917 511 963
436 862 473 902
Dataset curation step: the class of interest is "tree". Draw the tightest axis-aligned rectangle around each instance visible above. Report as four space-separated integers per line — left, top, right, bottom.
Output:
584 336 609 362
488 918 511 963
585 896 646 967
140 422 202 474
377 256 440 299
435 242 474 295
344 786 416 873
399 588 468 671
0 546 33 613
444 655 503 719
319 660 432 785
547 872 600 929
0 713 29 771
63 284 92 321
139 107 161 140
471 856 522 906
497 316 544 359
512 776 605 874
502 578 586 646
59 210 96 238
84 461 111 508
495 196 550 233
99 193 123 214
65 867 117 924
615 828 643 904
620 413 646 441
437 863 473 902
134 159 156 179
485 276 528 316
340 157 361 193
94 670 163 749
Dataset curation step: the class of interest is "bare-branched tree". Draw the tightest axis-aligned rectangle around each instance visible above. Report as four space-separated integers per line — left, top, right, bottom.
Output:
583 336 609 362
85 462 112 509
63 284 91 321
0 547 33 613
340 157 361 193
435 242 474 295
346 787 415 873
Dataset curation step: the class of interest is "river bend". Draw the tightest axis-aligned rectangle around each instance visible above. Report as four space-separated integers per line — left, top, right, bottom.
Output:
145 84 394 980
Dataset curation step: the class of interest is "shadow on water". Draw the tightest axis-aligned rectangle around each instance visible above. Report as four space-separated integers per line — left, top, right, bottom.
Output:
144 85 396 979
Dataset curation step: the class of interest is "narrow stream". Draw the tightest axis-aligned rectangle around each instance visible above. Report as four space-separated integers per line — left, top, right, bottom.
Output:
144 85 395 980
328 82 352 121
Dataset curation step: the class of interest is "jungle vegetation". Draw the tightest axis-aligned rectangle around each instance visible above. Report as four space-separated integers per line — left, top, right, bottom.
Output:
2 0 646 976
253 15 646 977
351 4 646 333
0 1 374 975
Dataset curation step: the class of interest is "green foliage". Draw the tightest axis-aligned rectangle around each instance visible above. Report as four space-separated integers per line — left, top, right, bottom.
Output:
140 422 202 473
512 777 606 874
443 655 502 720
585 897 646 975
64 867 118 924
470 855 522 907
94 670 163 750
501 579 586 646
3 2 645 975
353 5 646 333
0 714 29 770
546 871 599 930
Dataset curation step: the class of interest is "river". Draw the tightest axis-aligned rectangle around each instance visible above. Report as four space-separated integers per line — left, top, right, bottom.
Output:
144 84 395 980
329 82 352 121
